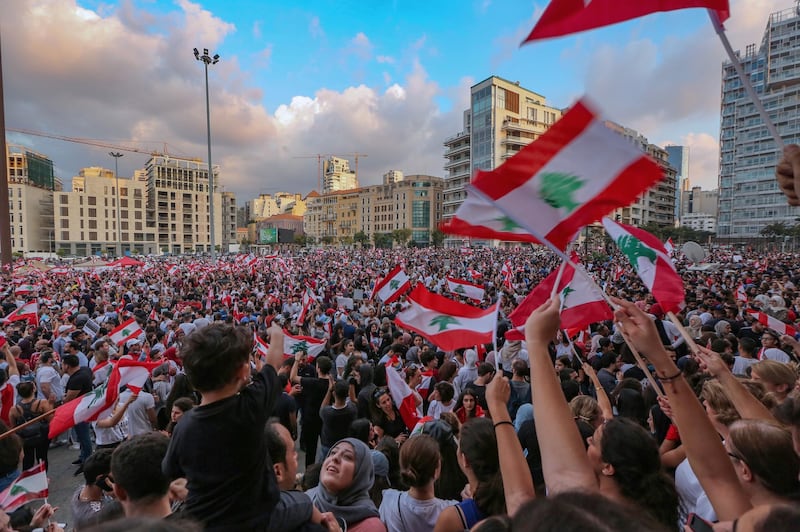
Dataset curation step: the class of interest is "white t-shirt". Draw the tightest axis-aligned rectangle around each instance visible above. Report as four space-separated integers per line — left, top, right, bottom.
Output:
118 390 155 437
378 489 456 532
36 366 64 402
427 400 455 420
675 457 717 524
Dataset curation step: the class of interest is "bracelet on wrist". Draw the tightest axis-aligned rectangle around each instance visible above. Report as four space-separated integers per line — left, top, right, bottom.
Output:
657 368 682 381
493 420 514 430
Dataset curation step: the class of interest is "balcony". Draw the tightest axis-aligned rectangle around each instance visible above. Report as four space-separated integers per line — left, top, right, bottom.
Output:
444 130 469 145
444 143 470 157
444 157 470 170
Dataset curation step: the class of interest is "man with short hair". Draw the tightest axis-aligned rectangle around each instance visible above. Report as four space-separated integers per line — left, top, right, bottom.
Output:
111 433 173 520
63 354 94 470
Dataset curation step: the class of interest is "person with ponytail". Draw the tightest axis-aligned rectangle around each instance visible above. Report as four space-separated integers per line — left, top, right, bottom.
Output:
434 418 505 531
379 434 456 531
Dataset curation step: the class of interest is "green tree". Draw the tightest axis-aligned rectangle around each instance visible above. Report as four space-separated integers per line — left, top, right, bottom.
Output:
321 235 334 246
392 228 412 247
293 234 308 247
373 233 393 249
430 228 445 248
340 235 354 247
354 231 370 248
761 222 790 238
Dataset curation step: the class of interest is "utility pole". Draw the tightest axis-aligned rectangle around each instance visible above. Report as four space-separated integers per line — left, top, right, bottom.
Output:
109 152 124 257
194 47 220 259
0 31 11 267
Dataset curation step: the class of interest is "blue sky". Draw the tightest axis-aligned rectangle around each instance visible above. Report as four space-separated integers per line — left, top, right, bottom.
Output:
2 0 788 198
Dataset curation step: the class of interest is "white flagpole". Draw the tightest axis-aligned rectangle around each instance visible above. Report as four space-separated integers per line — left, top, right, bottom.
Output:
708 10 784 150
492 294 503 372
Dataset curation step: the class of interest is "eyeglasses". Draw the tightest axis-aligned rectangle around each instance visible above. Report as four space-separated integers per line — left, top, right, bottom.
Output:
373 387 388 400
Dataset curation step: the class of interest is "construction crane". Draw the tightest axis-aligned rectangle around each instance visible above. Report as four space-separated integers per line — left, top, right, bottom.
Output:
5 127 173 156
293 152 368 192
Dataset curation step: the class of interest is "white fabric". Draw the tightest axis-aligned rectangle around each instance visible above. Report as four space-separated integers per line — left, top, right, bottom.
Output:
36 365 64 402
118 390 155 437
378 489 456 532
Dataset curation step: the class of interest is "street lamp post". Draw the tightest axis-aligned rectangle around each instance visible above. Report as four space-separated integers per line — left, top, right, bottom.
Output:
193 47 219 260
109 152 124 257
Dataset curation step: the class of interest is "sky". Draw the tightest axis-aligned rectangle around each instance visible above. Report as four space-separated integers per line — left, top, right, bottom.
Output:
1 0 790 201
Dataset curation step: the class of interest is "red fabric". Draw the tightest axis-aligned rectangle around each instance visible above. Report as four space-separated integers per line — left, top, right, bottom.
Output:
665 424 680 442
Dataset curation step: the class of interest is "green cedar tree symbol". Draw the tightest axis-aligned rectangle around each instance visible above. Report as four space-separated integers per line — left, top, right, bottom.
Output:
86 382 108 409
9 484 29 496
429 316 460 332
561 285 575 300
291 341 309 354
615 235 657 268
121 329 131 337
494 216 521 231
389 280 400 290
538 172 584 212
454 285 466 294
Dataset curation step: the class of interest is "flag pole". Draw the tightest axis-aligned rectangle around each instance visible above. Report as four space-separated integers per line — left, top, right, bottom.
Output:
619 329 666 399
0 410 52 441
667 311 700 354
492 294 503 372
709 10 784 150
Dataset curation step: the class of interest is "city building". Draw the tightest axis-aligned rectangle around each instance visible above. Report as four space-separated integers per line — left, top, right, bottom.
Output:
144 154 227 255
5 144 57 255
221 191 238 250
606 122 677 228
248 192 307 220
304 175 444 246
54 166 156 256
383 170 403 185
323 156 358 192
717 5 800 238
681 186 719 218
682 212 717 233
442 76 563 246
665 145 689 222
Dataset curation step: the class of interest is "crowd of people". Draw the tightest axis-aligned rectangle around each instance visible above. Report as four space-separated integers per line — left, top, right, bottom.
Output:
0 147 799 530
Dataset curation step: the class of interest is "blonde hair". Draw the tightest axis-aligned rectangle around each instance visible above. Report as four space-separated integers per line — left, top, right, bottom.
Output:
728 419 800 496
702 379 774 427
570 395 601 425
751 360 797 389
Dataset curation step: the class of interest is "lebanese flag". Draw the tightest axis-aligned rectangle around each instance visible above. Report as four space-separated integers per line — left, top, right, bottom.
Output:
665 237 675 255
465 99 664 252
501 261 514 290
3 301 38 326
297 289 317 325
385 363 422 431
416 371 436 402
747 310 797 337
602 217 685 314
523 0 729 42
446 277 485 301
14 284 37 295
283 332 326 360
232 302 245 324
253 332 270 358
167 265 179 276
505 257 612 341
370 265 411 304
149 309 158 322
467 269 483 280
440 189 542 244
0 462 48 513
395 285 497 351
48 359 160 439
736 284 748 303
109 318 144 346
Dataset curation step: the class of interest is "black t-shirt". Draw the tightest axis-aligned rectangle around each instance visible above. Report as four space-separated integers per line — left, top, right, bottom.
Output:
377 409 407 438
274 392 298 437
320 403 357 447
67 367 93 396
299 377 330 426
162 364 280 532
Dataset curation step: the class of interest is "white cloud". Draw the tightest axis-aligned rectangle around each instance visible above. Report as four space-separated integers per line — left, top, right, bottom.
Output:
376 55 395 64
252 20 262 39
309 15 324 39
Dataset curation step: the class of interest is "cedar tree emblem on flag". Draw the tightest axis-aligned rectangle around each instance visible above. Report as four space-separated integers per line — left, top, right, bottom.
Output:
291 341 309 354
430 316 460 332
616 235 657 266
539 172 583 212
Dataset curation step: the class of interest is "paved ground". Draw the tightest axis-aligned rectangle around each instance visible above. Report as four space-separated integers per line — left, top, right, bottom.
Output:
42 443 85 526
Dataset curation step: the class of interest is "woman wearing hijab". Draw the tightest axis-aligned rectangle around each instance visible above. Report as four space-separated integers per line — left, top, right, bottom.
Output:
307 438 386 532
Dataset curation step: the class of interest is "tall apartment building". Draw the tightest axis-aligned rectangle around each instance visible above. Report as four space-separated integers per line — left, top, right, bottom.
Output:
304 175 444 245
606 122 677 227
144 154 226 255
54 167 157 256
665 145 689 222
681 186 719 218
5 144 57 254
249 192 307 220
717 5 800 238
383 170 403 185
442 76 563 245
221 191 238 250
323 156 358 192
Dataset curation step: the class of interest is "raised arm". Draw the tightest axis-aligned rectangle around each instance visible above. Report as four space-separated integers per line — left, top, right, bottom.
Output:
265 324 285 371
2 344 18 379
526 297 597 494
612 297 751 520
486 371 534 515
583 363 613 422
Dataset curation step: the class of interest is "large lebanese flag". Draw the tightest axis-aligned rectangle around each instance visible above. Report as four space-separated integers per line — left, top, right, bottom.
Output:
446 277 485 301
0 462 48 513
385 362 422 431
505 257 612 341
523 0 729 42
109 318 144 346
370 265 411 304
747 310 797 337
48 359 160 438
395 285 497 351
602 217 685 314
466 99 664 251
440 189 542 244
2 301 38 326
283 332 326 360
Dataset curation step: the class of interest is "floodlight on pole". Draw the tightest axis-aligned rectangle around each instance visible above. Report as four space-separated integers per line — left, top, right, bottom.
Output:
194 47 219 259
109 152 124 257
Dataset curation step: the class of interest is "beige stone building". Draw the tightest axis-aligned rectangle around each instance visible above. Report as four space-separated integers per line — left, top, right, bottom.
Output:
5 144 58 255
54 167 156 256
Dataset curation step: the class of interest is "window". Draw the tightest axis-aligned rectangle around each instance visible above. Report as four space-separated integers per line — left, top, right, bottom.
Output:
89 232 97 240
89 220 97 229
121 199 128 208
60 220 69 228
60 207 69 216
88 208 97 218
88 196 96 206
61 231 69 241
60 195 68 205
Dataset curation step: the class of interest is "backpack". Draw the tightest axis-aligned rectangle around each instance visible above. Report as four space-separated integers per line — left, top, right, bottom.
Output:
15 401 49 447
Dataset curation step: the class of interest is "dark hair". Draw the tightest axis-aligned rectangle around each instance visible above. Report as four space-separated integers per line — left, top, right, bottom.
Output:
0 421 22 477
165 374 196 414
477 363 495 377
80 516 202 532
422 419 466 501
172 397 195 413
738 337 757 357
62 354 80 369
182 324 251 392
560 380 580 402
334 379 349 400
599 417 679 528
265 419 288 466
598 351 617 369
459 418 504 517
348 418 373 445
400 434 441 488
84 448 114 485
510 490 669 531
111 433 171 502
435 381 455 403
774 394 800 428
15 381 35 399
420 351 436 367
754 504 800 532
438 361 458 383
616 388 647 427
456 389 479 418
315 355 333 376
